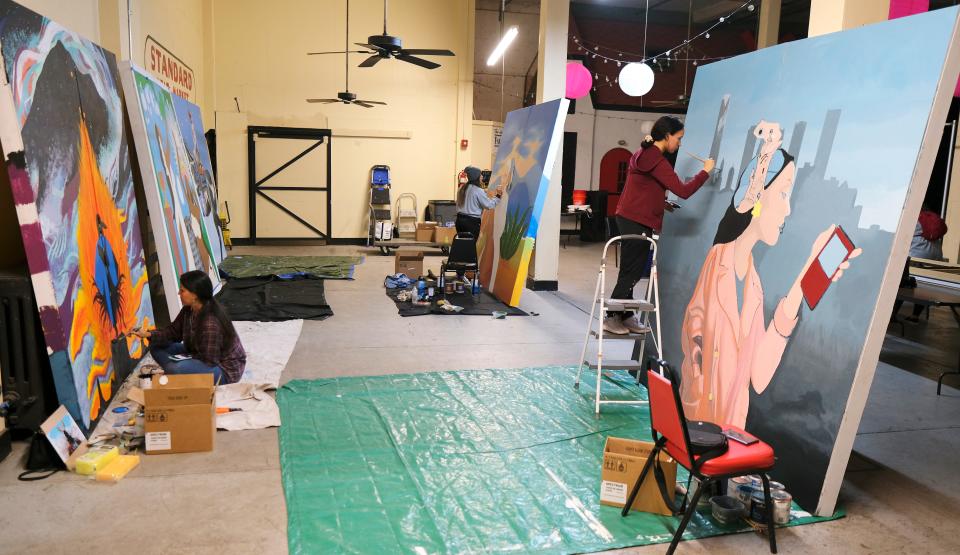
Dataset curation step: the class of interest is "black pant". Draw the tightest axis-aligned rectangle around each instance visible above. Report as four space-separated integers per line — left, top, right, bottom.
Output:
610 216 653 314
455 213 481 239
454 213 482 277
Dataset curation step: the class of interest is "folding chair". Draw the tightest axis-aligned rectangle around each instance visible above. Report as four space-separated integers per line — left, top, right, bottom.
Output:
622 364 778 554
439 233 478 292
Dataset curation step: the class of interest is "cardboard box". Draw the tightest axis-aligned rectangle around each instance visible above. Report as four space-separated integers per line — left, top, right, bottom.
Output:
600 437 677 516
143 374 215 455
395 250 424 277
433 226 456 246
415 221 438 242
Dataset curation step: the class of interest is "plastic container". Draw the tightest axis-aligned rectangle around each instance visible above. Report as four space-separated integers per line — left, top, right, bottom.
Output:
96 454 141 482
709 495 745 525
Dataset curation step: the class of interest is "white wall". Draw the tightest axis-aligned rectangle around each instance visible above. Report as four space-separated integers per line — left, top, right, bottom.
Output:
471 120 502 170
211 0 474 239
565 94 680 190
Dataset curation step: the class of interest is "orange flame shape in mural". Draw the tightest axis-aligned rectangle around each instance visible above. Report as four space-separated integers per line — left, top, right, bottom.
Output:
69 119 149 420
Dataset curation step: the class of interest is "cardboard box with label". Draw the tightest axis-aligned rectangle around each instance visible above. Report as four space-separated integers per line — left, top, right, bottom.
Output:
144 374 215 454
433 226 456 246
415 222 438 242
395 250 424 277
600 437 677 516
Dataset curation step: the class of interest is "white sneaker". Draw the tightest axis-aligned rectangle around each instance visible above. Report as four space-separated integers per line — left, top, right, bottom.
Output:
622 315 651 334
603 316 629 335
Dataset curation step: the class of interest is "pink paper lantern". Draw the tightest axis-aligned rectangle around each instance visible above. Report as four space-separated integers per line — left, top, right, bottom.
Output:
565 62 592 99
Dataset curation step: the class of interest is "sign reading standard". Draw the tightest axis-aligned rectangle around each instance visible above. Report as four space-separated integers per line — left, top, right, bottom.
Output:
144 36 195 102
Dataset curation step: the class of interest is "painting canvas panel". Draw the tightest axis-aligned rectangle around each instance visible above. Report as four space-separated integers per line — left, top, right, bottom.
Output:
658 8 960 514
0 0 154 430
478 99 568 306
41 405 87 464
171 95 226 264
120 63 222 316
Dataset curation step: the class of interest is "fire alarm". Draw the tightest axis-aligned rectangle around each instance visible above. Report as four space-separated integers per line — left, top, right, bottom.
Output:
460 139 469 149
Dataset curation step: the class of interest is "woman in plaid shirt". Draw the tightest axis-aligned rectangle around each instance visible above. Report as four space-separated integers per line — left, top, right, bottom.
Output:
132 270 246 384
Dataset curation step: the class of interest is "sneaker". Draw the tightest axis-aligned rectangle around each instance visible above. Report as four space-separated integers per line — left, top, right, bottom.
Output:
603 316 629 335
622 315 651 334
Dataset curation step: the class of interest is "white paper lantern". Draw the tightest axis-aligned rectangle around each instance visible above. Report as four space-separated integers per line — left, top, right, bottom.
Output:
618 63 655 97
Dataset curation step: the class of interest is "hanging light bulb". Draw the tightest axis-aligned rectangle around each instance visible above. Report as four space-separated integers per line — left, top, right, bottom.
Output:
705 32 710 39
748 4 755 11
719 16 725 22
618 62 655 96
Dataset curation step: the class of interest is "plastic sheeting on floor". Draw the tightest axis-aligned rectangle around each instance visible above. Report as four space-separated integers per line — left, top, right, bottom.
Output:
385 287 528 317
217 276 333 321
220 254 362 279
236 319 303 388
278 366 841 554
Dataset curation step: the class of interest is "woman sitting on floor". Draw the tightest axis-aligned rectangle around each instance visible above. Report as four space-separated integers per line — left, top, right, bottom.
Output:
132 270 246 385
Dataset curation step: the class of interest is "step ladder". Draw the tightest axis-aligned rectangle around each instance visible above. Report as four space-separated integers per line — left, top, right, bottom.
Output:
576 234 662 414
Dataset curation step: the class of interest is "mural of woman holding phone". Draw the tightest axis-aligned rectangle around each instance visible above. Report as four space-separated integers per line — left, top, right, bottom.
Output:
679 120 862 428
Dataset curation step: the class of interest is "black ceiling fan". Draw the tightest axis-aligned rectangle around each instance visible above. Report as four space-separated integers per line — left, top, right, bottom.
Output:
307 0 455 70
307 0 386 108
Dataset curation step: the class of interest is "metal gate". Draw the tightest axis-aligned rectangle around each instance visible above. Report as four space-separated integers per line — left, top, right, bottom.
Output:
247 126 332 243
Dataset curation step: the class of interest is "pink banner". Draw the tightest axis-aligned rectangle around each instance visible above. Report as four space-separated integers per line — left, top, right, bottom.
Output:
889 0 958 97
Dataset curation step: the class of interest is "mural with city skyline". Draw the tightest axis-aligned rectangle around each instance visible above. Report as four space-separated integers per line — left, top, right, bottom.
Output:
657 7 960 515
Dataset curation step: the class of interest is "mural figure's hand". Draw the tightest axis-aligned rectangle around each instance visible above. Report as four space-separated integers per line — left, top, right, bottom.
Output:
703 158 716 173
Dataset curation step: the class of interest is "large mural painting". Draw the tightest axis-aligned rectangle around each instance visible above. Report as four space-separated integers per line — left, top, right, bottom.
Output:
0 1 154 429
658 8 960 514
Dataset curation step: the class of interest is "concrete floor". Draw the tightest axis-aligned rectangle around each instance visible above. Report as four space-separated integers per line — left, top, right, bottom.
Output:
1 241 959 554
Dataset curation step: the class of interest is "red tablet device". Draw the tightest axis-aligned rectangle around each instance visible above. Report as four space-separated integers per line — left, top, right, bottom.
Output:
801 225 855 310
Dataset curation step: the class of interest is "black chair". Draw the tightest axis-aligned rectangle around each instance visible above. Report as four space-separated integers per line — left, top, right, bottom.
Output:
440 233 478 294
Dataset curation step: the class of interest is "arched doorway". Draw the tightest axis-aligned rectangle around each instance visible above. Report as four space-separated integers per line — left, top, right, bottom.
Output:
599 147 632 217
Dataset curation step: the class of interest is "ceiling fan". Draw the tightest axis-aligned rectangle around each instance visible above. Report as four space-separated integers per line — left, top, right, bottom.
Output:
306 0 386 108
649 94 690 109
307 0 455 70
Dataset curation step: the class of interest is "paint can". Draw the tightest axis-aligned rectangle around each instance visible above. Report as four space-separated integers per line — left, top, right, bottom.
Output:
728 476 752 496
736 484 754 512
768 480 786 491
749 491 768 523
771 490 792 524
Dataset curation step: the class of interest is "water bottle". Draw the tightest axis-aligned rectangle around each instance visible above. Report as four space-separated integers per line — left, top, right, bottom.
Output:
472 275 480 296
416 276 426 302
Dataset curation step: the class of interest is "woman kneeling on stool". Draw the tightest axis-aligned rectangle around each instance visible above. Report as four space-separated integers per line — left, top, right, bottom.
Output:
131 270 246 385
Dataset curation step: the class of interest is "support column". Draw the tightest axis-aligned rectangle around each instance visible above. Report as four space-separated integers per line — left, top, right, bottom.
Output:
757 0 781 48
529 0 569 290
809 0 890 37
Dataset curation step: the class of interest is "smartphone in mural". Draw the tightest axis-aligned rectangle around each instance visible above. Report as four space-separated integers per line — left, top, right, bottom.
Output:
801 225 855 310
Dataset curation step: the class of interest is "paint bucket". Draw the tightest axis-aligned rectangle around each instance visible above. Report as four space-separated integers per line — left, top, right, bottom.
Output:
771 490 792 524
736 484 754 512
709 495 745 526
768 480 786 491
572 189 587 205
749 491 768 523
728 476 752 496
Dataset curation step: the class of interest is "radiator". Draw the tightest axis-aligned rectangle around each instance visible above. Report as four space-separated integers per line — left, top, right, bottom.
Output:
0 270 57 432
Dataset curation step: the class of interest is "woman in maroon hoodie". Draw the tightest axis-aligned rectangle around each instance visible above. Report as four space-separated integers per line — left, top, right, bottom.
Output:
605 116 714 335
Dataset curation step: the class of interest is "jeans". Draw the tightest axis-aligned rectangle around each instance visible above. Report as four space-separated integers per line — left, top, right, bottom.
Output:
610 216 654 316
151 343 223 384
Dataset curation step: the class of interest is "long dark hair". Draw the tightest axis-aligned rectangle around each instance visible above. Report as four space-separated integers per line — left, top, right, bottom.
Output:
180 270 237 344
456 166 483 209
713 149 795 245
640 116 685 149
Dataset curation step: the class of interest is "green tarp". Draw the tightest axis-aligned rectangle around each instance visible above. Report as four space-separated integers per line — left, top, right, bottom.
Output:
220 255 362 279
278 366 841 554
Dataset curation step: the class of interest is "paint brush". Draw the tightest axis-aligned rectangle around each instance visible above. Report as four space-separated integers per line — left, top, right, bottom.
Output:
685 152 708 162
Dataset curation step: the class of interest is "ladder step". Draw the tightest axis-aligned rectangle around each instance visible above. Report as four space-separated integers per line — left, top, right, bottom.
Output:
590 329 650 339
584 359 643 371
601 299 655 312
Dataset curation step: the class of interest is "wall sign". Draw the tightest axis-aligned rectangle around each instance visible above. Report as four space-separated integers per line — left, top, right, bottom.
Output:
144 36 195 102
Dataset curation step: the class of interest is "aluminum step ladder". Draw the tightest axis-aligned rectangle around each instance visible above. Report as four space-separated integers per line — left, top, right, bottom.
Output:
576 234 662 414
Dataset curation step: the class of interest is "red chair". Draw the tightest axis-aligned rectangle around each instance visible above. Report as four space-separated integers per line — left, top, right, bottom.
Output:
621 366 778 554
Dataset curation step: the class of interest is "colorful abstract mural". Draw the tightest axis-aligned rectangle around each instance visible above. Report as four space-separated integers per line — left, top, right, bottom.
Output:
478 99 568 307
120 63 221 316
657 8 960 514
0 0 154 429
172 95 225 264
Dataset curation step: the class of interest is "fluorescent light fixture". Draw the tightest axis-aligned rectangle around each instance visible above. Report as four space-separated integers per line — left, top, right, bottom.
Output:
487 27 519 66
